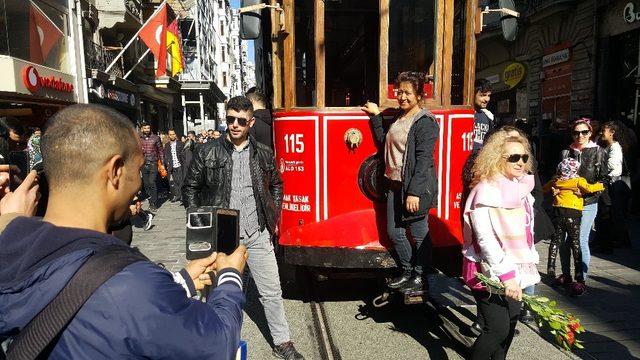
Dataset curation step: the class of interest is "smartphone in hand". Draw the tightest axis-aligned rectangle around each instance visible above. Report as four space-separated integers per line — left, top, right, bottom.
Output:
186 207 240 260
8 151 29 191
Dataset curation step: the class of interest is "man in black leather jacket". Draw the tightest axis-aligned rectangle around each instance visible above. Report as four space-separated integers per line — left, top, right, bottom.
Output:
182 96 304 360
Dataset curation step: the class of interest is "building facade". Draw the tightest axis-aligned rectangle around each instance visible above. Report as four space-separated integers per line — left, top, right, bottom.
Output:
476 0 601 175
0 0 82 133
178 0 251 133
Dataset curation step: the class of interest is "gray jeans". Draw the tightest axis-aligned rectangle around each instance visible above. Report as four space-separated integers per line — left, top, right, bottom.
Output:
242 229 291 345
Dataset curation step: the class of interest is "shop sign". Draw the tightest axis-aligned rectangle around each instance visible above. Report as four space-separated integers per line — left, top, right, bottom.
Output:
542 48 570 68
22 66 74 94
624 2 640 24
95 84 136 107
503 63 526 89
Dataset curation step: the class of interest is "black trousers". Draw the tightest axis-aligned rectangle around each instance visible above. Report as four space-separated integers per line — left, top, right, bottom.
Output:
170 166 184 201
471 291 521 360
142 162 158 207
548 215 584 282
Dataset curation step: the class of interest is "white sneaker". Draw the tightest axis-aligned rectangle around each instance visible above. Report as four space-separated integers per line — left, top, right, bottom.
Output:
144 212 154 231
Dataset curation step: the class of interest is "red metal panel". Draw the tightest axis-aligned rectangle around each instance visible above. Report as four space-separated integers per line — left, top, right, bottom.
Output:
273 108 474 252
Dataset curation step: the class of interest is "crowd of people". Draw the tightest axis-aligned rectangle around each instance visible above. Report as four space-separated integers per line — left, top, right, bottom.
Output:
460 79 638 359
0 73 637 360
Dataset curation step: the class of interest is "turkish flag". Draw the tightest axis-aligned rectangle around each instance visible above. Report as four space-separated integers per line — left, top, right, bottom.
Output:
139 4 168 77
29 1 63 64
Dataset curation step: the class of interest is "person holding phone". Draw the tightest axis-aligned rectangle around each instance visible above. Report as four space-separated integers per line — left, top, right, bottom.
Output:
0 105 248 359
183 96 304 360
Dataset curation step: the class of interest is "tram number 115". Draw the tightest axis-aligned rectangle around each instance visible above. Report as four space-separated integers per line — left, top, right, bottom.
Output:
284 134 305 154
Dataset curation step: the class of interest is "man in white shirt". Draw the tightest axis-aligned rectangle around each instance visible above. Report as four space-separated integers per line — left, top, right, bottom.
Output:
163 129 186 203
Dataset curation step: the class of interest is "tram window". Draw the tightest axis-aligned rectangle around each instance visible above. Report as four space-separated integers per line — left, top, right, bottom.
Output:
325 0 379 107
295 0 315 107
388 0 436 99
451 0 467 105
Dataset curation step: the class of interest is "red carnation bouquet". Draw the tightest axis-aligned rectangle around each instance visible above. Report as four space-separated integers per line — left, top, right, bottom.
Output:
475 272 585 350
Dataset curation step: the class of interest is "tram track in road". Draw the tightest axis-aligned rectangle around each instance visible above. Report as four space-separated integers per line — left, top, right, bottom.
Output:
310 300 342 360
302 268 343 360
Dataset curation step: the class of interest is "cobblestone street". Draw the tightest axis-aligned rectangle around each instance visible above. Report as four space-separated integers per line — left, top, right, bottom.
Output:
128 201 640 359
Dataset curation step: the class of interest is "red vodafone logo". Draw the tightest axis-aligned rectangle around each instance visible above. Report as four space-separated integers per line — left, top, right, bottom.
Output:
22 66 41 92
21 65 73 94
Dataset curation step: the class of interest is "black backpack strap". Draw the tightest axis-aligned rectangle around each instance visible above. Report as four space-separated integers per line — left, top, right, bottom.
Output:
6 245 146 360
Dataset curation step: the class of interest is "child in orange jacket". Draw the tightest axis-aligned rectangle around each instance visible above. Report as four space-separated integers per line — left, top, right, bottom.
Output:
543 157 604 296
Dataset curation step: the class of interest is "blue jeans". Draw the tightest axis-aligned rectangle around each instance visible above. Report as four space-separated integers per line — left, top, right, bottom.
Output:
523 285 535 296
561 203 597 279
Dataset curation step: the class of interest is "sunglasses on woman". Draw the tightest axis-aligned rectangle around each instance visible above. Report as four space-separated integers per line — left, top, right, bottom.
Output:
226 115 250 126
572 130 590 137
504 153 529 163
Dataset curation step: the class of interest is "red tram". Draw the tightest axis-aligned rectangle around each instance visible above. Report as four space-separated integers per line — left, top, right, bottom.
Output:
241 0 493 275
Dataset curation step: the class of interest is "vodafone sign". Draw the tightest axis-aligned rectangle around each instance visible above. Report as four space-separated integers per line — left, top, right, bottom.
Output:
21 65 73 94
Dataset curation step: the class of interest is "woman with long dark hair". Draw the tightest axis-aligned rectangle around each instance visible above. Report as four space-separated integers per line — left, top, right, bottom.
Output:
361 71 439 292
597 121 631 251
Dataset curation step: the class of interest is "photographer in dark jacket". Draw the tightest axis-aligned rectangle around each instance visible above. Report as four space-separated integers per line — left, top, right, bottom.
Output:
0 104 247 359
182 96 304 360
361 71 439 293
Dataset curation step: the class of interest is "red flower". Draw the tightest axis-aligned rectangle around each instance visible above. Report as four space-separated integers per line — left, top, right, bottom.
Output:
566 331 575 345
569 321 580 332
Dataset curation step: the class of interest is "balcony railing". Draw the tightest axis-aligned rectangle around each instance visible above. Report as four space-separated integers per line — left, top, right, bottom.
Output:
85 41 125 78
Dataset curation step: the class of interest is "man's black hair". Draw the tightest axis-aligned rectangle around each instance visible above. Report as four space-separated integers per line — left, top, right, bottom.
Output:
140 122 150 127
226 96 254 113
207 129 214 132
474 78 492 94
246 87 267 107
187 130 196 136
41 104 139 187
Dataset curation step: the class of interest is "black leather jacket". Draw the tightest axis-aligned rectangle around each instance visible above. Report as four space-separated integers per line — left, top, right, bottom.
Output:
182 136 284 234
561 146 605 206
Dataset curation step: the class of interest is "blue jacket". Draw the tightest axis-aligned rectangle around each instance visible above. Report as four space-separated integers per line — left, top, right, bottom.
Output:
0 217 245 359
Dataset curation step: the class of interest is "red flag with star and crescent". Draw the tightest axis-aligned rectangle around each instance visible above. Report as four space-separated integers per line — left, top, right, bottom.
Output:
29 1 64 64
138 3 168 77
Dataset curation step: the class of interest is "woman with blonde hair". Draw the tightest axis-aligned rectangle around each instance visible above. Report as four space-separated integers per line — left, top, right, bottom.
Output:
461 134 541 360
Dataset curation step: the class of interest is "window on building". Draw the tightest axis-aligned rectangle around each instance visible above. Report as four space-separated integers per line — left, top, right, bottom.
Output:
218 0 223 9
1 0 71 72
220 21 225 36
223 72 228 87
222 46 226 62
325 0 379 107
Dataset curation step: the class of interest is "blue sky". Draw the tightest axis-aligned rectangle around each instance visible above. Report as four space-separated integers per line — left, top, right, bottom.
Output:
231 0 255 62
